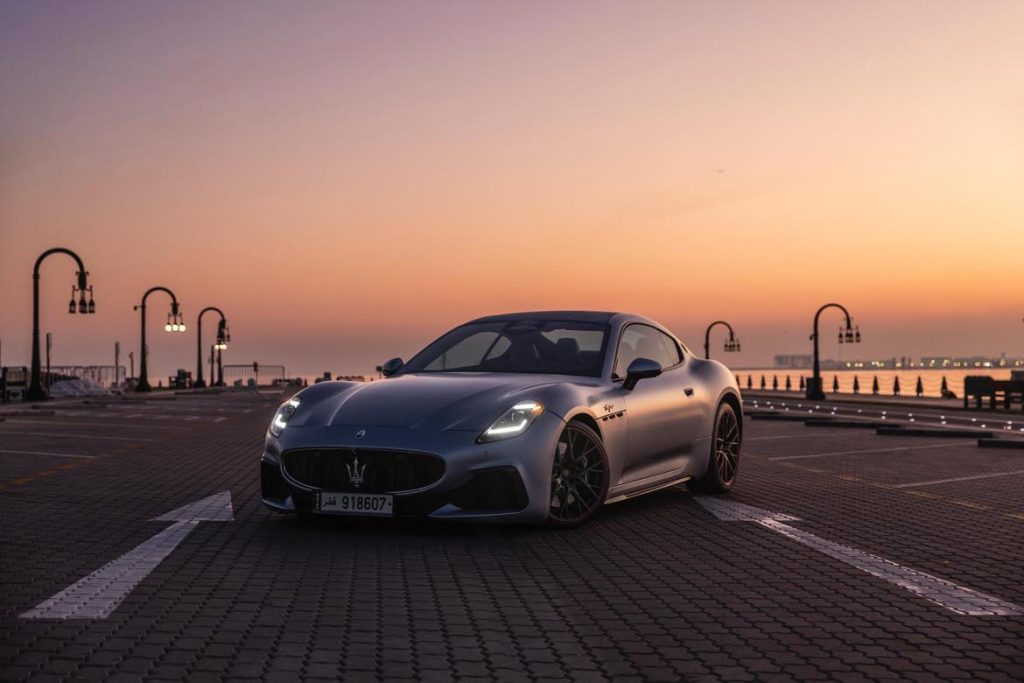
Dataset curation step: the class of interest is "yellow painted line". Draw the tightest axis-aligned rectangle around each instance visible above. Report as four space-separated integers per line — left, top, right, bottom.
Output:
894 469 1024 489
5 419 190 431
0 430 152 442
769 442 971 461
950 500 992 511
0 441 147 491
0 449 97 459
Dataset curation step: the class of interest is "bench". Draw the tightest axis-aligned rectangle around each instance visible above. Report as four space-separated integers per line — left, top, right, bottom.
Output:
963 375 1024 411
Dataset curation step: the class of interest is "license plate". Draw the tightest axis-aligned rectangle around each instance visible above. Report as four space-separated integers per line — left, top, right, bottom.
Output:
317 492 394 516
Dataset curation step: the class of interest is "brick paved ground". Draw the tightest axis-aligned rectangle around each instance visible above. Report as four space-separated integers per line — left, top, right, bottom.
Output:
1 391 1022 681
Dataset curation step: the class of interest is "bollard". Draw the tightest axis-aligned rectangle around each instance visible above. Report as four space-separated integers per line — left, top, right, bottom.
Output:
772 375 778 390
916 376 923 398
760 375 766 390
799 376 805 391
747 374 753 390
785 375 792 391
853 375 860 394
893 376 901 396
872 376 879 395
832 375 839 393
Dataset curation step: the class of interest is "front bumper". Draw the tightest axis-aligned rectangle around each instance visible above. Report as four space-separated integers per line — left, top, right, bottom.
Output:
260 411 564 524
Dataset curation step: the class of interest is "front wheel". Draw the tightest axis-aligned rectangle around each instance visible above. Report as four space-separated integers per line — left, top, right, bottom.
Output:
687 402 741 493
546 422 610 528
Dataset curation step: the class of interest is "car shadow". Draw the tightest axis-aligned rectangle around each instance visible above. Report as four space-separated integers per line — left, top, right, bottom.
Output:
264 485 699 538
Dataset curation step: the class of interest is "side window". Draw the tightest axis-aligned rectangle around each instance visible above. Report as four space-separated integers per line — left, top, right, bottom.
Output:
614 325 683 377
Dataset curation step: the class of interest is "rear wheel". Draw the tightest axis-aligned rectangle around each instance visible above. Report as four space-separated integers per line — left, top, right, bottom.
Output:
546 422 609 528
687 402 741 493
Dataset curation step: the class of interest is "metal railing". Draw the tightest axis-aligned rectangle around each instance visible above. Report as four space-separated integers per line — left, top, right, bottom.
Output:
45 365 126 390
2 364 127 401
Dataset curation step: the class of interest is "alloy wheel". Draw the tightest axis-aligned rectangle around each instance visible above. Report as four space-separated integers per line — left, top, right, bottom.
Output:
714 409 740 485
549 425 607 524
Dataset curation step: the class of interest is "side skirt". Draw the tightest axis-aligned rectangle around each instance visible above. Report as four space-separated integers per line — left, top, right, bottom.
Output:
605 475 691 505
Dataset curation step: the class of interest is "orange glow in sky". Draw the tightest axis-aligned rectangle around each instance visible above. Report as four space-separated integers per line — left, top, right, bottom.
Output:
1 2 1022 379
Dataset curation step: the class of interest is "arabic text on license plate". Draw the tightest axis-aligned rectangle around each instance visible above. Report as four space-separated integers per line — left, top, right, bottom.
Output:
318 492 394 516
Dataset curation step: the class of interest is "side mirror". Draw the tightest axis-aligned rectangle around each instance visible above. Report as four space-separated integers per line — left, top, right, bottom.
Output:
623 357 662 390
380 357 404 377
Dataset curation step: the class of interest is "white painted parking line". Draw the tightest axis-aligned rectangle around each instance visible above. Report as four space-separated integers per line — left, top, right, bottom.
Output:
21 491 233 620
769 442 970 461
0 449 97 459
0 430 152 442
893 470 1024 489
697 497 1024 616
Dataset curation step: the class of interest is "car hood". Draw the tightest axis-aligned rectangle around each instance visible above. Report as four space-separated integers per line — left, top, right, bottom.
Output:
297 373 579 432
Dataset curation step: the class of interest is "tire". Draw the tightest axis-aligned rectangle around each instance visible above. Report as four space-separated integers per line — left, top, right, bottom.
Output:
687 402 741 494
545 421 610 529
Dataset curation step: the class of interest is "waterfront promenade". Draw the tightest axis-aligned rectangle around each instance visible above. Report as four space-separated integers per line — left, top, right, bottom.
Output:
1 390 1021 680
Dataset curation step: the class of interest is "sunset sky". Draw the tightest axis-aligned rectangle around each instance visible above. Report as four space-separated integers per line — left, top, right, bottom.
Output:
2 1 1022 381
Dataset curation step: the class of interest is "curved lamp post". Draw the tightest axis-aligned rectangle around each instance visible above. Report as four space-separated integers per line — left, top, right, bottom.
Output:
214 321 229 387
194 307 230 388
27 248 96 401
807 303 860 400
135 286 185 392
704 321 740 360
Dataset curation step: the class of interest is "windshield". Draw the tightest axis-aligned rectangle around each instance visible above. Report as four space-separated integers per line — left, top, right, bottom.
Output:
400 320 609 377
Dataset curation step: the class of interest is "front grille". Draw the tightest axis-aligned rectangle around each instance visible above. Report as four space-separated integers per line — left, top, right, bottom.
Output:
281 448 445 493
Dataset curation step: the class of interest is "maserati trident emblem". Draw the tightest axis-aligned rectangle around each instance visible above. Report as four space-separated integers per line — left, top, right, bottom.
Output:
355 429 366 439
346 456 367 489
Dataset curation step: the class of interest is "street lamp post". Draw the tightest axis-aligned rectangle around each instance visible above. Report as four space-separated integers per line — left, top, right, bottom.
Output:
209 344 216 389
194 307 230 388
135 286 185 392
215 318 229 387
807 303 860 400
703 320 740 360
27 247 96 401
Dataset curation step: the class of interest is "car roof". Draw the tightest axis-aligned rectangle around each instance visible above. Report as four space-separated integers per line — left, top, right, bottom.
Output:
467 311 618 324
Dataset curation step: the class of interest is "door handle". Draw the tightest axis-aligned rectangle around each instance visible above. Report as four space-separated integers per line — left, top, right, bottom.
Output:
684 388 694 397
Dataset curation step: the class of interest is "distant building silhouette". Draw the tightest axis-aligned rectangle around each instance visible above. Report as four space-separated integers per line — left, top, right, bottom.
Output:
774 354 813 369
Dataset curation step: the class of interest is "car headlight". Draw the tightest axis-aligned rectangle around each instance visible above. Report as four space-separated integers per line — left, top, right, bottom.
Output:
269 398 301 437
478 400 544 443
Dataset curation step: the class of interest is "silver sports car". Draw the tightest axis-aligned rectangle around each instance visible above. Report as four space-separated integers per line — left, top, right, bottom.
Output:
261 311 742 527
